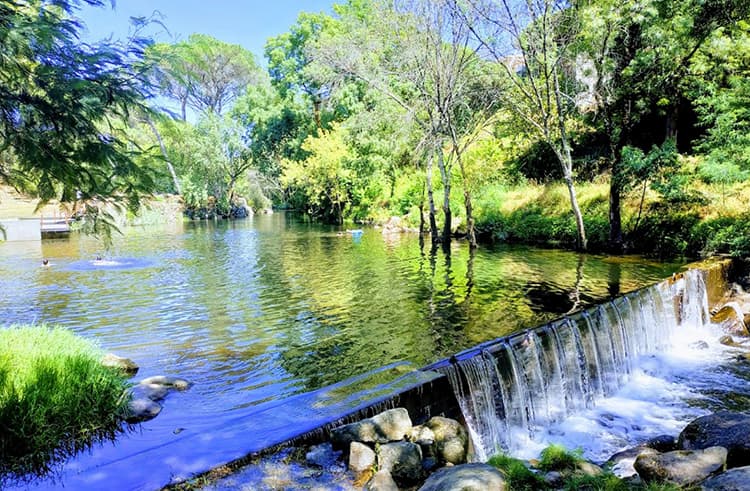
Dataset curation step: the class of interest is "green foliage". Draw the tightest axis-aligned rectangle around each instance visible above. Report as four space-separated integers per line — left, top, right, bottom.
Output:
487 454 546 491
0 0 154 212
147 34 261 118
538 444 584 472
692 214 750 258
0 325 130 484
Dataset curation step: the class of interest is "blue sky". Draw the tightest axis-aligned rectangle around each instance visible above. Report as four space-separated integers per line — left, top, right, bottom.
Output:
77 1 336 63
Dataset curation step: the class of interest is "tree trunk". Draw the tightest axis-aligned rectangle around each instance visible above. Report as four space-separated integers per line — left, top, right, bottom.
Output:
181 99 187 122
426 152 440 243
144 117 182 195
564 172 587 252
436 147 451 244
608 140 625 253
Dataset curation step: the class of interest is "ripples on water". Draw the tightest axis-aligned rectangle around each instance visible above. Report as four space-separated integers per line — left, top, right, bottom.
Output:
0 214 682 455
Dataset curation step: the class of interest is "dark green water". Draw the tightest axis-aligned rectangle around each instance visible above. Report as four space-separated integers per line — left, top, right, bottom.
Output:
0 213 682 427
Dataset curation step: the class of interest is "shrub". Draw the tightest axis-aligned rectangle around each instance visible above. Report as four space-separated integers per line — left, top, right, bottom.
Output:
0 325 130 484
537 444 584 472
487 453 546 490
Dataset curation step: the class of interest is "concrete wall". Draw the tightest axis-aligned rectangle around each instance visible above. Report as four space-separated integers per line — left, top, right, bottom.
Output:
0 218 41 242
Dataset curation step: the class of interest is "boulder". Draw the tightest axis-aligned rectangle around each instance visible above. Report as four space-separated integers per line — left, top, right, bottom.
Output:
331 408 413 446
701 465 750 490
139 375 191 390
378 441 423 485
131 383 169 401
365 469 399 491
576 461 604 477
712 303 749 336
349 442 376 475
645 434 678 453
418 463 507 491
634 446 727 486
126 397 162 423
679 412 750 468
425 416 468 464
101 353 139 376
408 425 436 446
720 335 747 348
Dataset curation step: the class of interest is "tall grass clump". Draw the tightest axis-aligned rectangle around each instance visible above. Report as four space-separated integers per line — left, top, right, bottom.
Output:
0 324 130 484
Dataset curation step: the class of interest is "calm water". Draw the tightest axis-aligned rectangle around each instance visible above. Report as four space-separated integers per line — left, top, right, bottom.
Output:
0 213 683 483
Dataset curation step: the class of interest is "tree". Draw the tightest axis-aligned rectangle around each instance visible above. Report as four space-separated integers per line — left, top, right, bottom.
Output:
147 34 260 119
313 0 494 247
458 0 589 250
265 12 338 129
0 0 154 212
577 0 750 251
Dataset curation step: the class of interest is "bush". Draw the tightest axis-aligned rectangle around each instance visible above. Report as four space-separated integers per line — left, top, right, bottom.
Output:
0 325 130 484
538 444 584 472
487 453 546 490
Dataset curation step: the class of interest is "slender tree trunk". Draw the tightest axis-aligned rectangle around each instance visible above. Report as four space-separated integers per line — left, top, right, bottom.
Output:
426 151 439 243
181 99 187 122
436 146 451 244
564 170 587 252
450 132 477 248
144 117 182 195
608 140 625 253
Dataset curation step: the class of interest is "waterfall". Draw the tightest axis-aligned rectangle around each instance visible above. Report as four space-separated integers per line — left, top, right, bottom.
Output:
440 268 709 461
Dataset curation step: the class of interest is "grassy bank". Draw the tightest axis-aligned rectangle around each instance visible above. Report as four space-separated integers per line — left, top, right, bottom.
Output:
464 179 750 259
0 325 130 483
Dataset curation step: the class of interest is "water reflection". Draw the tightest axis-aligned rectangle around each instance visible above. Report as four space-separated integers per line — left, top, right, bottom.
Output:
0 213 683 429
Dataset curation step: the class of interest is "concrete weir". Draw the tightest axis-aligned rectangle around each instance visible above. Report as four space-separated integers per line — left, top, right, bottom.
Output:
18 258 739 490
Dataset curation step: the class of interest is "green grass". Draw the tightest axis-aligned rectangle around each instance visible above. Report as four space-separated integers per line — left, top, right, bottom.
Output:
488 446 688 491
487 453 546 490
0 325 131 484
537 444 584 472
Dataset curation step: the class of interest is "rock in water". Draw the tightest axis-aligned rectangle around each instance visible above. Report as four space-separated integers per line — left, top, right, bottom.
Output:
701 465 750 490
679 412 750 468
418 463 507 491
377 441 423 486
634 447 727 486
126 398 162 423
331 408 413 446
425 416 468 464
101 353 139 376
139 375 191 390
349 442 376 476
365 470 399 491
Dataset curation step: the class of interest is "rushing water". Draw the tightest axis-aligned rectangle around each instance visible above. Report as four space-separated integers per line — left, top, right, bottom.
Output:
439 265 750 474
0 213 684 485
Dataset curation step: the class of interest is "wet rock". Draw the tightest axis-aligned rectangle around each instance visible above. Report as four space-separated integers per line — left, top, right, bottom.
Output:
378 441 423 485
691 340 711 350
365 469 399 491
407 425 436 445
418 463 507 491
305 443 340 468
139 375 191 390
634 446 727 486
126 397 162 423
712 303 749 336
577 460 604 477
349 442 376 476
701 465 750 490
679 411 750 468
608 447 659 477
331 408 412 446
645 434 678 453
131 383 169 401
101 353 139 376
425 416 468 465
544 471 564 487
720 335 746 348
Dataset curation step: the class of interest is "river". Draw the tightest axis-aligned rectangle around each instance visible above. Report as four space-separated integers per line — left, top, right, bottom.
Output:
0 213 684 487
